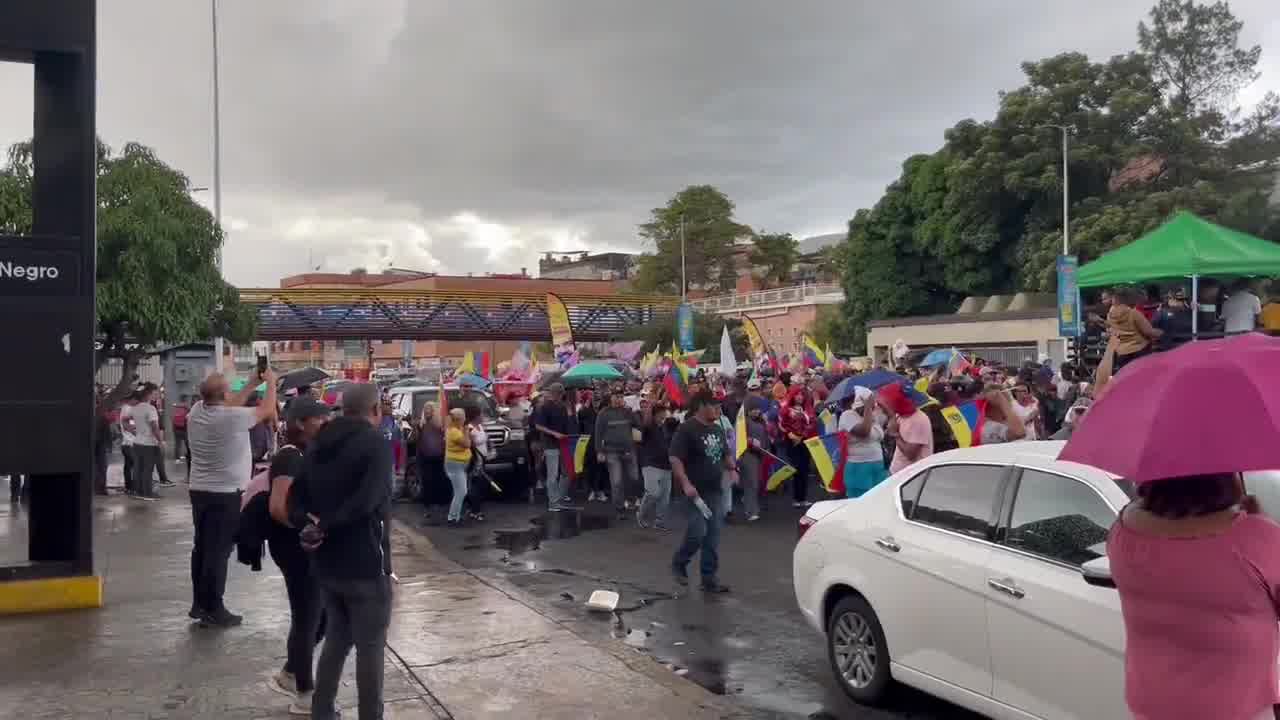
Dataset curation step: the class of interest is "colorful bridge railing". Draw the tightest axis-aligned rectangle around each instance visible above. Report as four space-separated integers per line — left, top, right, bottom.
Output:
239 288 682 341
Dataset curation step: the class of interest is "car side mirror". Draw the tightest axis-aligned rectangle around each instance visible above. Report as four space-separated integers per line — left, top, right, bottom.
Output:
1081 556 1115 589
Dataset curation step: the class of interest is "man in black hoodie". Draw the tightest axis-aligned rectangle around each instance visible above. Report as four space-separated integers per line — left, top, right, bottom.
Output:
291 383 392 720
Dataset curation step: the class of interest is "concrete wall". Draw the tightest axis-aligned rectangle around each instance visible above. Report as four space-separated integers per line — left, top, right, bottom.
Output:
720 304 820 356
867 315 1066 366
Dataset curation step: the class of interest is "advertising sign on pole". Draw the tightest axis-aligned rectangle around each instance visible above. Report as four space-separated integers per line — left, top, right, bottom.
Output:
1056 255 1082 337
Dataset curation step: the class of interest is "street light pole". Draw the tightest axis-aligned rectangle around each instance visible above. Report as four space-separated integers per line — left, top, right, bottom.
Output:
675 213 686 301
211 0 225 372
1060 125 1069 255
1040 124 1071 255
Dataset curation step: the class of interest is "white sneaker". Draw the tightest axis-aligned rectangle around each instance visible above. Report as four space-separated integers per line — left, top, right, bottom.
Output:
288 691 312 716
747 514 761 522
268 670 296 697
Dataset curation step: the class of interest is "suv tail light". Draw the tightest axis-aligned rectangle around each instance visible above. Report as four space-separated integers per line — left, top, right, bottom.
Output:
798 514 819 541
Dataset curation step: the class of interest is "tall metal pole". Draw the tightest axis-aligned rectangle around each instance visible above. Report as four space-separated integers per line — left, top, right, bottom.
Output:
1061 126 1070 255
211 0 225 372
679 214 687 301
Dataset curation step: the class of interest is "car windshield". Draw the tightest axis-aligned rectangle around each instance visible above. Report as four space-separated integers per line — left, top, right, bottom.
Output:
401 388 497 421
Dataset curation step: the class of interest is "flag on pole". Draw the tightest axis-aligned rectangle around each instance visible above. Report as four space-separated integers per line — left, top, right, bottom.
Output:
455 350 491 379
763 452 797 492
719 325 737 378
804 431 848 496
663 343 691 406
802 335 827 369
940 400 987 448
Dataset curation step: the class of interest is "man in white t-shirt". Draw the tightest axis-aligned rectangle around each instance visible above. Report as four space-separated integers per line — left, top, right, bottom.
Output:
123 383 163 498
186 369 277 627
1222 280 1262 334
118 396 138 494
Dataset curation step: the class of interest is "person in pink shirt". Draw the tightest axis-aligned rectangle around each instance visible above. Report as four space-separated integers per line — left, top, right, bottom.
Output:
1108 472 1280 720
878 383 933 474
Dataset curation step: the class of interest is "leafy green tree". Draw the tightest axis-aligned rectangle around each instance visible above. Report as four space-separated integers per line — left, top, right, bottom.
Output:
748 232 799 287
634 185 753 295
0 139 257 407
1139 0 1261 116
830 0 1280 353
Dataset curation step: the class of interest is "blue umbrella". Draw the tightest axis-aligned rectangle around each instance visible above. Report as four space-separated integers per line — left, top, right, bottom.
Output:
829 370 931 408
456 373 492 388
918 348 956 368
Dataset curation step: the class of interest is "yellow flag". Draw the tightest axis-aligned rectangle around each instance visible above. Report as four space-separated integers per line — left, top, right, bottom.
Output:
736 406 748 459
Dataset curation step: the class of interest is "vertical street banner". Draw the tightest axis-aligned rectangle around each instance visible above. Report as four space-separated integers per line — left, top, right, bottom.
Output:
741 315 767 359
1056 255 1081 337
546 292 579 368
675 302 695 352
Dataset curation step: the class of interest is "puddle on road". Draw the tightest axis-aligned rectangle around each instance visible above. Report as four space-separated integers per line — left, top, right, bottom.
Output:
490 509 614 556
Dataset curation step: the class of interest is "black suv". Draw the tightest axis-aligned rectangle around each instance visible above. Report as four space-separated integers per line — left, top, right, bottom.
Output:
388 384 531 501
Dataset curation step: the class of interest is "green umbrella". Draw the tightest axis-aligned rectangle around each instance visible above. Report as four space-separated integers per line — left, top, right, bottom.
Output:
559 361 623 387
231 378 268 393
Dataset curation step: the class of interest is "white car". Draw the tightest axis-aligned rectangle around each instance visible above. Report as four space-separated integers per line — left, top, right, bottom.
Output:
793 441 1134 720
794 442 1280 719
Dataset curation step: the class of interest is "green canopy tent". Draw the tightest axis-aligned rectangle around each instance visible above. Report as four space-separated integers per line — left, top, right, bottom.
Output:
1076 211 1280 335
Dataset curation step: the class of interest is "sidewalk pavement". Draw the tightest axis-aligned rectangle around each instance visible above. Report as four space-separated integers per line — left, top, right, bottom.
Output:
0 487 742 719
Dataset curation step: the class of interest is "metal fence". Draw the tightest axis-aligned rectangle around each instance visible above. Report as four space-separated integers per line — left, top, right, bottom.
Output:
95 356 162 390
687 283 842 313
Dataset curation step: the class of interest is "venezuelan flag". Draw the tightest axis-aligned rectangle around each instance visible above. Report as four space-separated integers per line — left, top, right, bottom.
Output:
802 335 827 369
804 431 848 496
457 351 492 379
940 399 987 448
663 346 691 406
560 435 592 484
763 454 797 492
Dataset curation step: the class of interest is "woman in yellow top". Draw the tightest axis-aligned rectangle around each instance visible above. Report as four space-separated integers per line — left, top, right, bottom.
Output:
443 407 471 526
1107 287 1163 372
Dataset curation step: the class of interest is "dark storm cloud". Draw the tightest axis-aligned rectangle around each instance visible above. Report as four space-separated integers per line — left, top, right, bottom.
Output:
2 1 1276 284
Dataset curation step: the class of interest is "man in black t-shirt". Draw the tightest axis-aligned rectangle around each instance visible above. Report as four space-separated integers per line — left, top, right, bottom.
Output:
669 390 737 593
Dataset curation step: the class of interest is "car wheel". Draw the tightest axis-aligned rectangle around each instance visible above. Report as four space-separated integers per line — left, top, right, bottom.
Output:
827 595 892 704
403 462 422 502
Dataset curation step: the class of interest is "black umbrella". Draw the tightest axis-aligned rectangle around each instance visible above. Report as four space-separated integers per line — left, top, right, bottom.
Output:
279 366 331 393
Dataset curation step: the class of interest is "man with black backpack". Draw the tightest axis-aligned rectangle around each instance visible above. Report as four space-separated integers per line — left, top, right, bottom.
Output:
290 383 393 720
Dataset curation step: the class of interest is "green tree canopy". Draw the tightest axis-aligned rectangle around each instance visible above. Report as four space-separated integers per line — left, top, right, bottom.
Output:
634 185 753 295
830 0 1280 353
0 139 257 406
748 232 799 288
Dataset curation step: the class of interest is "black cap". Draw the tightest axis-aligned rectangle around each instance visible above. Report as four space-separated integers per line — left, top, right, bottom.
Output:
286 397 331 423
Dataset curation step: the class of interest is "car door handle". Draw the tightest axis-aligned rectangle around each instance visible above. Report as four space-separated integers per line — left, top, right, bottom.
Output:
874 536 900 553
988 578 1026 599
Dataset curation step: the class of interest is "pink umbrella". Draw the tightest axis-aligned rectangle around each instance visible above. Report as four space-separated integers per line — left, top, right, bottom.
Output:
1059 333 1280 483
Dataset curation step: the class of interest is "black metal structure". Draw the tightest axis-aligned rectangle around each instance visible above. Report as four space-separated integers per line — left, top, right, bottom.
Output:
0 1 97 580
242 288 681 342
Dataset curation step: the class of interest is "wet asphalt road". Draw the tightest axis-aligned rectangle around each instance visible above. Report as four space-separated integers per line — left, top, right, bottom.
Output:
394 488 988 720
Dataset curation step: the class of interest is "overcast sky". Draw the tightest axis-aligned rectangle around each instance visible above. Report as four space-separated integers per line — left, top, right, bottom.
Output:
1 1 1277 287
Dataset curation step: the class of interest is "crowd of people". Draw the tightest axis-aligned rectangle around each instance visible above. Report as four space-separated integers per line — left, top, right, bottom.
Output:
50 275 1274 720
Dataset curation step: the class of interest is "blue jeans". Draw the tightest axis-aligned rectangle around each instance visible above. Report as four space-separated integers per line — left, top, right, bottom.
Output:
639 467 671 526
445 460 468 522
672 494 722 582
544 448 567 510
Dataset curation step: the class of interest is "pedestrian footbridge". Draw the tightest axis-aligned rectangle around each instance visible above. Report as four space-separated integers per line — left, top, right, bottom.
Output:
239 287 681 341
